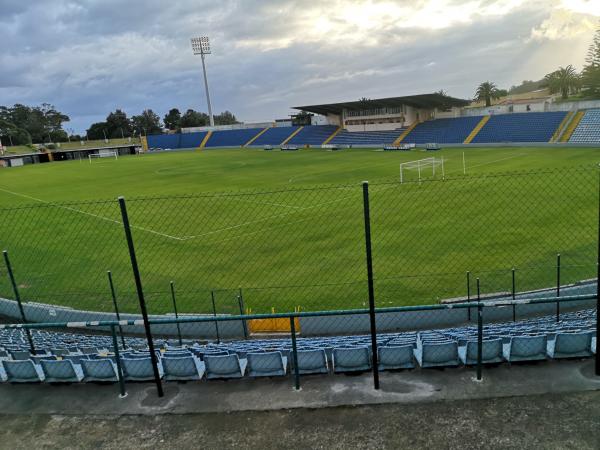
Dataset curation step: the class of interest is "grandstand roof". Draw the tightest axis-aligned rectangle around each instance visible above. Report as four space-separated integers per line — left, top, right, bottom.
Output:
294 93 470 116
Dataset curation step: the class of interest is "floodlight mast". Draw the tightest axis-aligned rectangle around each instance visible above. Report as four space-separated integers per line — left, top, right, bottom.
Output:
191 36 215 127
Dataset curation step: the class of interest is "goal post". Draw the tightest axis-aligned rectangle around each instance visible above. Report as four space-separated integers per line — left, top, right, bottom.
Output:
400 157 444 183
88 150 118 163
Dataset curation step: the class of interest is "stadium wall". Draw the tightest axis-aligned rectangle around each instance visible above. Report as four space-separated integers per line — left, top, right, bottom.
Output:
1 282 593 338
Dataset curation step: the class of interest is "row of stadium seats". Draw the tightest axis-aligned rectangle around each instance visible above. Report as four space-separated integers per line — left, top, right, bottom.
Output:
330 128 406 146
145 110 596 150
402 116 483 144
569 109 600 143
0 307 595 383
471 111 567 143
288 125 339 146
252 126 300 145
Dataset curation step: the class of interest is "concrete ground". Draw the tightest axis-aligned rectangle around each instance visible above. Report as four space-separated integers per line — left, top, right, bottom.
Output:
1 359 599 449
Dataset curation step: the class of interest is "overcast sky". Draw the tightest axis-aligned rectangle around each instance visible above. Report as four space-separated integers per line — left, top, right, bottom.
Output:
0 0 598 133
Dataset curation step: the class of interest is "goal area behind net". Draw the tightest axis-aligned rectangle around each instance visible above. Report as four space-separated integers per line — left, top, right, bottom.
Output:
399 157 444 183
88 150 118 163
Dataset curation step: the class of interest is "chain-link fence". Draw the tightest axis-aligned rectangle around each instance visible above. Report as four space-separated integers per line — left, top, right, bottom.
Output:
0 166 598 396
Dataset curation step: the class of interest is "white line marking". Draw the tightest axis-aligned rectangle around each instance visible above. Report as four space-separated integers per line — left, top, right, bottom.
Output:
180 195 355 240
465 153 525 170
0 186 184 241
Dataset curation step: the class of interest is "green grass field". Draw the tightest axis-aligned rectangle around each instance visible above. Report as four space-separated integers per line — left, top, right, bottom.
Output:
0 146 598 316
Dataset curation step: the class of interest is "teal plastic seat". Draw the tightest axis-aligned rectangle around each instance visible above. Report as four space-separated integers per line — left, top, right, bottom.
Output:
333 347 371 373
204 354 247 379
547 332 593 359
247 352 287 377
41 359 84 383
1 360 45 383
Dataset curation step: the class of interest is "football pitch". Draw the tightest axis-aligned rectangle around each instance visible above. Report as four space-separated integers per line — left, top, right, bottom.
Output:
0 146 599 316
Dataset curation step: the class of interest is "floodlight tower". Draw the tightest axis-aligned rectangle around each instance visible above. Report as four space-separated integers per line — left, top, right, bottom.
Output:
191 36 215 127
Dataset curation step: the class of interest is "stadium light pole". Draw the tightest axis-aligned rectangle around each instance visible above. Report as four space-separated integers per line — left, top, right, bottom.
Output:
190 36 215 127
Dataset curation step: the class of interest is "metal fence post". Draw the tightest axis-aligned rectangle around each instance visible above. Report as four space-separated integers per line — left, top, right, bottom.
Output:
238 287 248 339
290 316 300 390
596 170 600 377
511 268 516 322
107 270 126 349
118 196 163 398
476 278 483 381
466 271 471 321
210 290 221 343
2 250 35 354
170 281 183 347
556 253 561 323
362 181 379 390
111 324 127 398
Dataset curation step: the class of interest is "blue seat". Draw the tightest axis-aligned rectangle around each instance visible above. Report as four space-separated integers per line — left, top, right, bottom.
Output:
378 345 415 370
414 341 460 368
204 354 247 379
458 339 504 365
163 356 206 381
41 359 84 383
121 357 164 381
332 347 371 373
10 350 31 360
503 335 547 362
1 360 45 382
295 349 329 374
547 332 593 359
81 359 119 382
247 352 287 377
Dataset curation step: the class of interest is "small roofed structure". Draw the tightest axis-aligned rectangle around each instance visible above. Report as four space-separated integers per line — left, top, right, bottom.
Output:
294 93 470 132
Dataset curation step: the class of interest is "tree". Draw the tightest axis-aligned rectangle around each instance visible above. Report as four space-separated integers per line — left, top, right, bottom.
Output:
475 81 501 107
0 103 69 143
105 109 132 138
0 119 31 146
179 109 209 128
86 122 109 140
582 26 600 98
163 108 181 130
544 65 580 99
214 110 238 125
131 109 162 135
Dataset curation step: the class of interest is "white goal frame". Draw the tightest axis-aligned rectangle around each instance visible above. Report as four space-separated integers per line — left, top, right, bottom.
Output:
400 157 444 183
89 150 118 163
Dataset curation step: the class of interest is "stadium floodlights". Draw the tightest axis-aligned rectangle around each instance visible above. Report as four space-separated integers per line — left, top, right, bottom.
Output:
399 157 444 183
190 36 214 127
88 150 118 163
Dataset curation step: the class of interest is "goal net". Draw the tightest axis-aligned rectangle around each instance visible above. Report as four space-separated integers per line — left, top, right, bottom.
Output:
89 150 118 163
400 157 444 183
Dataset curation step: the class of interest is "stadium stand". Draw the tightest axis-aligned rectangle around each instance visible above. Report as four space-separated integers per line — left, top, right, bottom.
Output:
288 125 339 146
330 128 406 146
147 134 181 149
252 126 300 146
471 111 567 143
204 128 265 147
179 131 208 149
569 110 600 143
0 305 595 383
401 116 483 144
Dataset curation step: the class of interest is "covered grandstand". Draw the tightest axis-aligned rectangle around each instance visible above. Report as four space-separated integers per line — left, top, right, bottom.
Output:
144 91 600 150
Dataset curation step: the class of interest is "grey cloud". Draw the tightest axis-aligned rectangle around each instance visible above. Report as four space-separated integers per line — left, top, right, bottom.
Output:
0 0 595 132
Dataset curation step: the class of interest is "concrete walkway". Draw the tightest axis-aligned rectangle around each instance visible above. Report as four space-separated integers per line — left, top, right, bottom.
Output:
0 359 599 415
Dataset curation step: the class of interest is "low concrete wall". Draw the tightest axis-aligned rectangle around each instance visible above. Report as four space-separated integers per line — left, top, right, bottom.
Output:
1 282 595 339
0 298 246 339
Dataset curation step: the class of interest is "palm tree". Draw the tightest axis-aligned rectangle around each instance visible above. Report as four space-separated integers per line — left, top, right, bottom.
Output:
544 65 580 100
475 82 501 107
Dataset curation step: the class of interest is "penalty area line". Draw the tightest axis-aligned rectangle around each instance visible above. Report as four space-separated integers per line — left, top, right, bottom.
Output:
0 186 184 241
